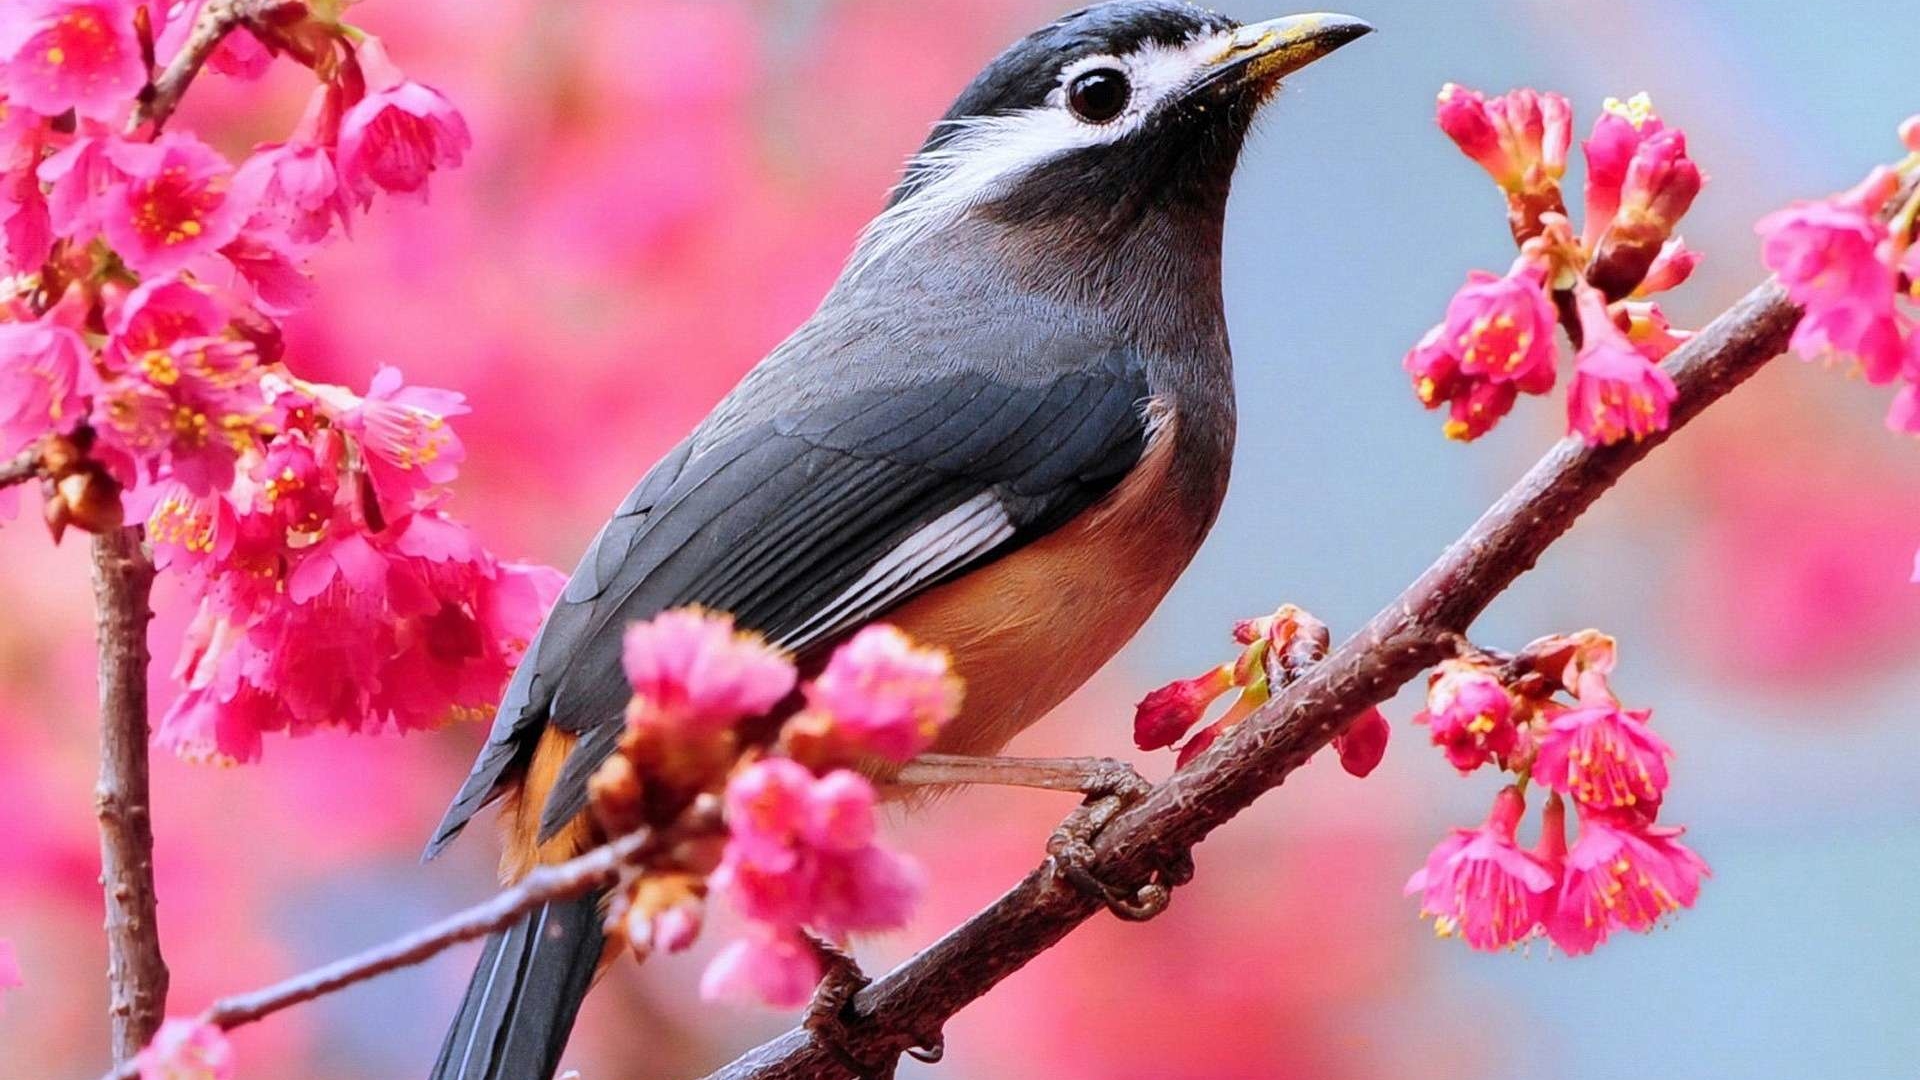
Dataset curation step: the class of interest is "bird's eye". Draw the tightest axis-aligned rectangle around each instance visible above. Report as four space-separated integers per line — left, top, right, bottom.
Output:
1066 68 1131 124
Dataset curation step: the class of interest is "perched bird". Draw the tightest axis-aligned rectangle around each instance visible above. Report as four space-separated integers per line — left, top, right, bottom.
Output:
424 4 1370 1077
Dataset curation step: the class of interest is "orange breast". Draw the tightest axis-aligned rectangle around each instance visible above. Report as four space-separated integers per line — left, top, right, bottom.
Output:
884 414 1210 758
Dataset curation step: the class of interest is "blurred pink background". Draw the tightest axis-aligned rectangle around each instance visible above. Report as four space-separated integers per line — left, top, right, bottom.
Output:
4 1 1918 1077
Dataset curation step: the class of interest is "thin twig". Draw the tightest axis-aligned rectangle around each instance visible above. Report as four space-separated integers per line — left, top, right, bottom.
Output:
95 827 660 1080
127 0 290 136
0 444 41 490
90 526 168 1062
701 278 1802 1080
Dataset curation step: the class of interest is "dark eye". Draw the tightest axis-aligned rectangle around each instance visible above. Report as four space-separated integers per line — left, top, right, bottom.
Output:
1067 68 1130 123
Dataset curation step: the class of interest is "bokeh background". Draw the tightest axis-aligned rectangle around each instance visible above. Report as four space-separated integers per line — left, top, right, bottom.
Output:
5 1 1919 1077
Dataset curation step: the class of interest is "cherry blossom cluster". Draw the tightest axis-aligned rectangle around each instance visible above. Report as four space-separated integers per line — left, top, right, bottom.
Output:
1403 631 1708 954
1756 118 1920 573
1406 87 1705 445
1132 604 1391 777
588 610 962 1009
0 0 556 766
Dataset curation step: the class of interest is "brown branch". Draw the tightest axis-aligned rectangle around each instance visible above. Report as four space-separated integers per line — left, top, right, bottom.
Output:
701 278 1802 1080
127 0 291 135
0 443 42 490
90 526 168 1062
94 826 664 1080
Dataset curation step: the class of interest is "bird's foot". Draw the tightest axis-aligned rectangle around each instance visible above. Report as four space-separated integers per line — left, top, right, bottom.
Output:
802 934 944 1079
1043 775 1193 922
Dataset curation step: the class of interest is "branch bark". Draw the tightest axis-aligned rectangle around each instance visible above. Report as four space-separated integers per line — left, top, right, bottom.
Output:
701 279 1801 1080
128 0 290 135
0 443 42 490
90 526 168 1062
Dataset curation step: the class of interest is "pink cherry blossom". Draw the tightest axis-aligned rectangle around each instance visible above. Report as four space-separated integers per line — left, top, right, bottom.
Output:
334 365 468 501
92 336 267 494
233 141 351 245
1133 663 1234 751
699 928 823 1010
1567 286 1678 446
802 624 960 762
803 768 879 852
136 1018 234 1080
1442 377 1518 443
723 757 816 868
1757 167 1899 307
1414 661 1516 773
1546 814 1708 955
1404 787 1554 951
335 43 472 204
0 130 51 273
1621 302 1693 362
153 0 273 81
1403 322 1462 411
1533 697 1672 812
0 305 90 452
0 0 144 121
1443 257 1559 393
36 130 120 239
101 133 249 276
621 608 797 735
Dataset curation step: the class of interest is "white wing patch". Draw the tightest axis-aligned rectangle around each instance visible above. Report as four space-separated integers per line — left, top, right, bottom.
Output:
848 28 1240 276
775 492 1015 651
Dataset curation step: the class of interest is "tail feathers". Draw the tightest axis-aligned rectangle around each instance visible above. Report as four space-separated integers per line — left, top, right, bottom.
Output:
431 893 606 1080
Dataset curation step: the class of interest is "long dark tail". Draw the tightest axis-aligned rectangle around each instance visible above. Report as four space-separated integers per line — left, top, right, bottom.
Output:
430 892 605 1080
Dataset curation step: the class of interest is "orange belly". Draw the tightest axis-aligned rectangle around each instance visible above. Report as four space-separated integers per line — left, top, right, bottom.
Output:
884 415 1210 758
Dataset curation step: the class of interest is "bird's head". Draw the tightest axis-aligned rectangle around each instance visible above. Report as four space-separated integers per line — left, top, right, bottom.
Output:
848 2 1371 287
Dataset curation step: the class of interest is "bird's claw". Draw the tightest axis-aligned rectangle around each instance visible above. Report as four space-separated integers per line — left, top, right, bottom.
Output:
803 935 944 1078
1045 784 1193 923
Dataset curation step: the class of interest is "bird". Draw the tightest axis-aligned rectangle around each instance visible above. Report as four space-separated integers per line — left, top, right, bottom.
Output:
423 4 1370 1078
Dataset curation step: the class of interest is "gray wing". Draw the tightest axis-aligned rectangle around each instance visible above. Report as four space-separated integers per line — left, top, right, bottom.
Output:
424 346 1150 857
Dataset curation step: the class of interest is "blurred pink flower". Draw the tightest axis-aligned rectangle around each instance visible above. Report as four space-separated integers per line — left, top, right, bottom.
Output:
1533 697 1671 812
722 757 816 870
101 133 248 276
809 841 924 938
621 608 796 736
699 928 822 1011
1405 786 1554 951
0 0 144 120
1567 285 1677 446
802 624 960 762
137 1018 234 1080
1413 661 1516 774
1758 166 1899 308
0 305 90 452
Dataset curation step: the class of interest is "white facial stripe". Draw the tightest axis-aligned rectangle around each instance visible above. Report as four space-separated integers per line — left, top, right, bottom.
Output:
848 26 1241 275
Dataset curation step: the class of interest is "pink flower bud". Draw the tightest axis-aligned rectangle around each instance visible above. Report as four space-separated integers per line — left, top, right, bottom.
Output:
1403 323 1462 409
1567 287 1678 446
1436 83 1514 185
1901 114 1920 153
1633 238 1700 297
1133 664 1234 750
652 903 703 955
1331 706 1390 778
1404 787 1555 951
1581 94 1666 249
1618 129 1702 229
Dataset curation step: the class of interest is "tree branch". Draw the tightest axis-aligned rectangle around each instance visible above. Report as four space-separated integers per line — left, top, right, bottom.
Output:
94 826 663 1080
90 526 168 1062
0 443 42 490
127 0 291 136
701 278 1801 1080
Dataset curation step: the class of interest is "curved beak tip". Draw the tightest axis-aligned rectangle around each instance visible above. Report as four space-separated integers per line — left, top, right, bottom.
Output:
1233 12 1376 81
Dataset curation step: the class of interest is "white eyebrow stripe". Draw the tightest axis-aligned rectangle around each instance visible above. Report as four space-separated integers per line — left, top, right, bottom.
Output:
846 27 1237 277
